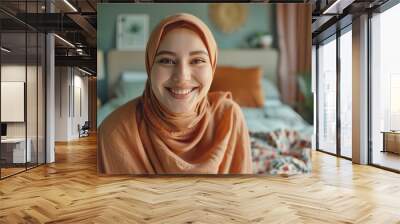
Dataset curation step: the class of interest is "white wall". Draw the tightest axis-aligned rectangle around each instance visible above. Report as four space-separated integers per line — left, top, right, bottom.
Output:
55 67 89 141
55 67 69 141
70 72 89 139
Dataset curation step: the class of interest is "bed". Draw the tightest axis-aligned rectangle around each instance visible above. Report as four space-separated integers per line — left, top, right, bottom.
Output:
98 49 312 175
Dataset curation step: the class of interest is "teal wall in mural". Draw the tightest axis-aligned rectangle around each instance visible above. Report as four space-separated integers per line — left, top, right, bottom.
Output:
97 3 276 103
98 3 275 51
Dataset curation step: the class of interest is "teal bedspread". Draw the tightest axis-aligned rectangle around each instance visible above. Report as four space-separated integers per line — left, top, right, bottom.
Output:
241 99 313 140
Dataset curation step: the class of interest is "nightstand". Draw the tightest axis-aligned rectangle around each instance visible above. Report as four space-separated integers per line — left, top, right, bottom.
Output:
381 131 400 154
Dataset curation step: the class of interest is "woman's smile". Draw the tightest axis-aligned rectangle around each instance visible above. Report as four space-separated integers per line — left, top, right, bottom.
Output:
165 86 199 100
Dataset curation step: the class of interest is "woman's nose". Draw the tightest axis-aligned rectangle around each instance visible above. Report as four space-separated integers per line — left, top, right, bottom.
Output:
173 62 191 81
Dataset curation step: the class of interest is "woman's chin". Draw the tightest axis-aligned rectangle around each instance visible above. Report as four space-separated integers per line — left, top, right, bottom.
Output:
165 103 195 114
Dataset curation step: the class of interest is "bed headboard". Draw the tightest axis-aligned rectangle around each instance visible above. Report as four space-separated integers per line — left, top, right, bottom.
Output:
106 49 279 98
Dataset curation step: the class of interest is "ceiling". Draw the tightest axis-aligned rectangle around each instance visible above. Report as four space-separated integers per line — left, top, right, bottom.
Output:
311 0 390 43
0 0 98 73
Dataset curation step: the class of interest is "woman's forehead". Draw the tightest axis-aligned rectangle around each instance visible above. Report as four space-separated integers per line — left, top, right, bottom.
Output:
157 28 208 52
162 27 201 41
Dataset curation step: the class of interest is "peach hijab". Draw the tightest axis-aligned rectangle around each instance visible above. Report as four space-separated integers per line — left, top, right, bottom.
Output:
98 13 253 174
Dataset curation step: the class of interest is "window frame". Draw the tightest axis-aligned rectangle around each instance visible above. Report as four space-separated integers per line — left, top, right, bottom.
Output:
315 20 353 161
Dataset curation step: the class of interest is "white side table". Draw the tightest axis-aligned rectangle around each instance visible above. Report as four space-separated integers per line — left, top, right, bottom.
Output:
1 138 32 163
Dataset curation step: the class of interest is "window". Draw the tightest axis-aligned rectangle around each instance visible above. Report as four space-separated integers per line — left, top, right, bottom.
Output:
317 36 337 154
0 1 47 179
339 28 352 158
370 2 400 171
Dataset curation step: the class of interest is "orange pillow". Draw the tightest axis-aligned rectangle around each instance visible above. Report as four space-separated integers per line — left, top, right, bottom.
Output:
210 66 264 108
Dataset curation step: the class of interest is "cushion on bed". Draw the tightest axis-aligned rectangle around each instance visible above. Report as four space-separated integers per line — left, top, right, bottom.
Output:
210 66 265 108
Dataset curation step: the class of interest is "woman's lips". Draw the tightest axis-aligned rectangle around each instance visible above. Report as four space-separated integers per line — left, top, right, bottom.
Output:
166 87 198 99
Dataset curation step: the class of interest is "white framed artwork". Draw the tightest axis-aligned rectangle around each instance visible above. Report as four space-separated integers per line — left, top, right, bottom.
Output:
116 14 149 50
1 81 25 122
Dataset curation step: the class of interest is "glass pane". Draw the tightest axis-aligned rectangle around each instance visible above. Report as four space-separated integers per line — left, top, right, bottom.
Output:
38 33 45 165
318 37 337 154
312 45 317 150
0 1 46 178
371 3 400 171
340 29 352 158
27 31 38 169
25 0 38 169
1 31 27 177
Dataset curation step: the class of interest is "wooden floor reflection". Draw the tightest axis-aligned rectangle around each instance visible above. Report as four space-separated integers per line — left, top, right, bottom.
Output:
372 150 400 171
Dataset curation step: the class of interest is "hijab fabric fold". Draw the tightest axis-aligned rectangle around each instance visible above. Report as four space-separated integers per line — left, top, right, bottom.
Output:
98 13 253 174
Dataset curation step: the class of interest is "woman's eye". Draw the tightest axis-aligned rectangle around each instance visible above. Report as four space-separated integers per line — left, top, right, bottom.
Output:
158 58 175 65
191 58 206 64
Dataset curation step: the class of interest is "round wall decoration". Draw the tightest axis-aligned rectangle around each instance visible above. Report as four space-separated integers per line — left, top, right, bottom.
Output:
208 3 248 33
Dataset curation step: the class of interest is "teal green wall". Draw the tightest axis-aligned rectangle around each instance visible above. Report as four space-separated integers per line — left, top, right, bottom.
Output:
97 3 275 102
98 3 274 51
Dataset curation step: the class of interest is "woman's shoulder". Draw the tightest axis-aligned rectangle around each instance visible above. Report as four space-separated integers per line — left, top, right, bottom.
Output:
208 91 242 116
98 97 141 135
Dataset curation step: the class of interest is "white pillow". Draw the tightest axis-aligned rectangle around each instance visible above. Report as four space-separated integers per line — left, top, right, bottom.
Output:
120 71 148 82
115 71 148 99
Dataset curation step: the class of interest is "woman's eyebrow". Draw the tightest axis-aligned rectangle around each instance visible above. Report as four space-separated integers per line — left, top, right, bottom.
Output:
156 50 208 56
156 50 176 56
190 50 208 56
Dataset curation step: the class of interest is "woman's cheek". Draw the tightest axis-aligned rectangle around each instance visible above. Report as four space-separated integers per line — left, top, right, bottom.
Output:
152 67 171 89
196 67 213 92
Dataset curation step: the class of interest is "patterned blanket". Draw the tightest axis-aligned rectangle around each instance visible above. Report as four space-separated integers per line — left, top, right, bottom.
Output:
250 130 312 175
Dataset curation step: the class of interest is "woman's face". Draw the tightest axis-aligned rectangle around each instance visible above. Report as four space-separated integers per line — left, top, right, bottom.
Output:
150 28 213 114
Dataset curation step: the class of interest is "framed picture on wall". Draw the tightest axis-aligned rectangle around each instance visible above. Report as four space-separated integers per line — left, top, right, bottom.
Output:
1 81 25 122
116 14 149 50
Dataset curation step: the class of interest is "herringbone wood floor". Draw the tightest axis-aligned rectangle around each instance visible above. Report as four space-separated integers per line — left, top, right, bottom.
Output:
1 134 400 223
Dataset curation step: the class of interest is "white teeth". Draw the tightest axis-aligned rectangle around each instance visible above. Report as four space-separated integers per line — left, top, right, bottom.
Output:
170 88 193 95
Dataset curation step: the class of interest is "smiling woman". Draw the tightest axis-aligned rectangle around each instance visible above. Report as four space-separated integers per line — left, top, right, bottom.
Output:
97 13 253 175
150 28 213 114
